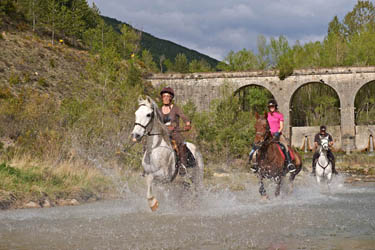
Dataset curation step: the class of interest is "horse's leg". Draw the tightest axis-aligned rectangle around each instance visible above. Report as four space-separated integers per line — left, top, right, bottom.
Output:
316 173 321 184
275 176 282 197
288 172 296 194
259 176 268 199
146 174 159 211
327 170 332 192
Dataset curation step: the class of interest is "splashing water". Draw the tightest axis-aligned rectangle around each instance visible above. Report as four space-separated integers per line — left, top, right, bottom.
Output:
0 173 374 250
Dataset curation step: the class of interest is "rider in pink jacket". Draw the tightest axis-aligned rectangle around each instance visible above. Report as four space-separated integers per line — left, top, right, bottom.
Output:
249 99 296 173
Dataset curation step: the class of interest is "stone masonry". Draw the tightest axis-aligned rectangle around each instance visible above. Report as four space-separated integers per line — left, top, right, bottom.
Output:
146 66 375 151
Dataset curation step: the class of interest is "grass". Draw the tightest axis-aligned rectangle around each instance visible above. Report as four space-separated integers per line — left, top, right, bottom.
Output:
0 156 115 209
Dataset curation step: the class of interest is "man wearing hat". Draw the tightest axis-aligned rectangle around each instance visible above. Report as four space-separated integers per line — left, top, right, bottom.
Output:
311 125 338 175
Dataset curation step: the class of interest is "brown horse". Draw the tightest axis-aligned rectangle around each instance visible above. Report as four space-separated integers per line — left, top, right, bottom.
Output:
253 112 302 198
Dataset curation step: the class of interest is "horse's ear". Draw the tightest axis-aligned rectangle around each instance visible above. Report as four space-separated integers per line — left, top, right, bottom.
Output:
138 95 144 104
146 95 152 104
255 112 259 119
264 111 268 119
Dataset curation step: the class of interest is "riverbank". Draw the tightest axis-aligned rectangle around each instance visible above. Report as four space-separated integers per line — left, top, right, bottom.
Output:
0 157 116 210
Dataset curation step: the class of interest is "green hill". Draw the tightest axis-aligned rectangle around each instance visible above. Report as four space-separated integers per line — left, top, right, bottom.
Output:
101 16 219 68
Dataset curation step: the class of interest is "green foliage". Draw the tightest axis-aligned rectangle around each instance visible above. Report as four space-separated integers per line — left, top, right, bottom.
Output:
189 59 212 72
101 16 219 70
119 24 141 59
236 85 273 113
291 83 340 126
141 49 158 72
355 81 375 125
218 49 259 71
189 84 255 162
8 72 22 85
170 53 189 73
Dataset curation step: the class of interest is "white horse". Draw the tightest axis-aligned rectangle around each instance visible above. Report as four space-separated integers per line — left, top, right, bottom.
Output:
131 96 204 211
315 137 333 185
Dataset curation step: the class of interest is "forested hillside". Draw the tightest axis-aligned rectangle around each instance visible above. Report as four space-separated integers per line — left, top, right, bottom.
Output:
102 16 219 71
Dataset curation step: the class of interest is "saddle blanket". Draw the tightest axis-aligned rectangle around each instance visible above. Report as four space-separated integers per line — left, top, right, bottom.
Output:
276 143 295 161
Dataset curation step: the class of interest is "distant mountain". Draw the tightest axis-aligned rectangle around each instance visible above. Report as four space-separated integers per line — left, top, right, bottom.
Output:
101 16 219 68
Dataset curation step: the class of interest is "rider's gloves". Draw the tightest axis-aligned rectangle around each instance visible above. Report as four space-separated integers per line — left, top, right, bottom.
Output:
274 132 280 140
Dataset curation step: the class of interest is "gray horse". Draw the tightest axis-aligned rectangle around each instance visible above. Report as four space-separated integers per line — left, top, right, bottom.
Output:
315 137 333 185
131 96 204 211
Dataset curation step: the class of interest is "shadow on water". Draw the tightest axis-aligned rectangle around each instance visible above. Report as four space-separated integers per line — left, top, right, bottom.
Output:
1 173 375 250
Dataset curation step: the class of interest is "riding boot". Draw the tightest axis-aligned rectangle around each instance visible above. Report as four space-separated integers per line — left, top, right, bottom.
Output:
330 157 338 175
285 151 296 172
280 144 295 172
178 143 187 176
311 159 317 176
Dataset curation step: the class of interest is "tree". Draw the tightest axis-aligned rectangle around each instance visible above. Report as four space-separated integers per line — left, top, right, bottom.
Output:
119 24 141 59
256 35 270 70
141 49 158 72
159 54 166 73
189 59 212 72
343 0 375 38
173 53 189 73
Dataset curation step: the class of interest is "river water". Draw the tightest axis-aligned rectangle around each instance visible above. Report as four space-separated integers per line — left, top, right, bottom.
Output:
0 175 374 250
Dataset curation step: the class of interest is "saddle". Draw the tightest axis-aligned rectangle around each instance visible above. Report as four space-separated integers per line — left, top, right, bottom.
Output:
171 139 196 168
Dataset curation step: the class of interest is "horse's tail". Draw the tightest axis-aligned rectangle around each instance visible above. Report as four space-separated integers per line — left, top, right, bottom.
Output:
186 142 204 192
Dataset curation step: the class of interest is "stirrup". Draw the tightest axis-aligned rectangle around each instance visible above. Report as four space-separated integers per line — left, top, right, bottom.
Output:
287 163 296 172
179 164 187 176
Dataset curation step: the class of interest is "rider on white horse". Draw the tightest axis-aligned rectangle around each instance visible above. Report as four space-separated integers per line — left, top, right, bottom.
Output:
311 125 338 176
160 87 191 176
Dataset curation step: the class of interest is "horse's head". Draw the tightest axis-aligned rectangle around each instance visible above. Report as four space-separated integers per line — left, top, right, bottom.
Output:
320 137 329 151
254 112 270 146
131 96 156 142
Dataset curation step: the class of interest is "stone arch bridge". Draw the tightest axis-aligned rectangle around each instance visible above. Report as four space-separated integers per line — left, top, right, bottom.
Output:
146 66 375 152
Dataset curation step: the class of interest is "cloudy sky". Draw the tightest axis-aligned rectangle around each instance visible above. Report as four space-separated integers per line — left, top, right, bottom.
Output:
87 0 359 60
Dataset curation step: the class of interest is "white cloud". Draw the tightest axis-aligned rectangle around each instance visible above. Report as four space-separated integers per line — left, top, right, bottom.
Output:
88 0 358 60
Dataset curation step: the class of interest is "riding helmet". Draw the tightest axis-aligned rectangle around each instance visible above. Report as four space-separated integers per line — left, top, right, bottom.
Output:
160 87 175 98
267 99 278 108
320 125 326 132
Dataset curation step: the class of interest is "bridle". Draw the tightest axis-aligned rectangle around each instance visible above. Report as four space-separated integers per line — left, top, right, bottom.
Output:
317 140 330 169
133 104 156 137
254 121 271 147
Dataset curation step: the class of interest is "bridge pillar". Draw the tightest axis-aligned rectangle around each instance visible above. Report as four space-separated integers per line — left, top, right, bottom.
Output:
340 104 356 153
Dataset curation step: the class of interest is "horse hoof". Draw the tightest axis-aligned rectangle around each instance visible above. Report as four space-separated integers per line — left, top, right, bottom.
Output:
148 197 159 212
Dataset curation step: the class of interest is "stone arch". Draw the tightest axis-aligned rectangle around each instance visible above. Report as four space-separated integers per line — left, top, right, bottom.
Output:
354 80 375 125
289 81 342 150
289 81 341 127
234 84 275 113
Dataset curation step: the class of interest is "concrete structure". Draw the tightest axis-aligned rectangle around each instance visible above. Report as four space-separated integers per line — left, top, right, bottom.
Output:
146 67 375 151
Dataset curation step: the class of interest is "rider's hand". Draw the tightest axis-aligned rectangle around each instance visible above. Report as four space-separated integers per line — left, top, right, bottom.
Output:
274 132 280 140
167 125 174 131
184 124 191 131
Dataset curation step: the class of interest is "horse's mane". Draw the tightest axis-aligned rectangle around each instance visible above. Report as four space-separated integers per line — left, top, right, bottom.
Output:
139 96 172 146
